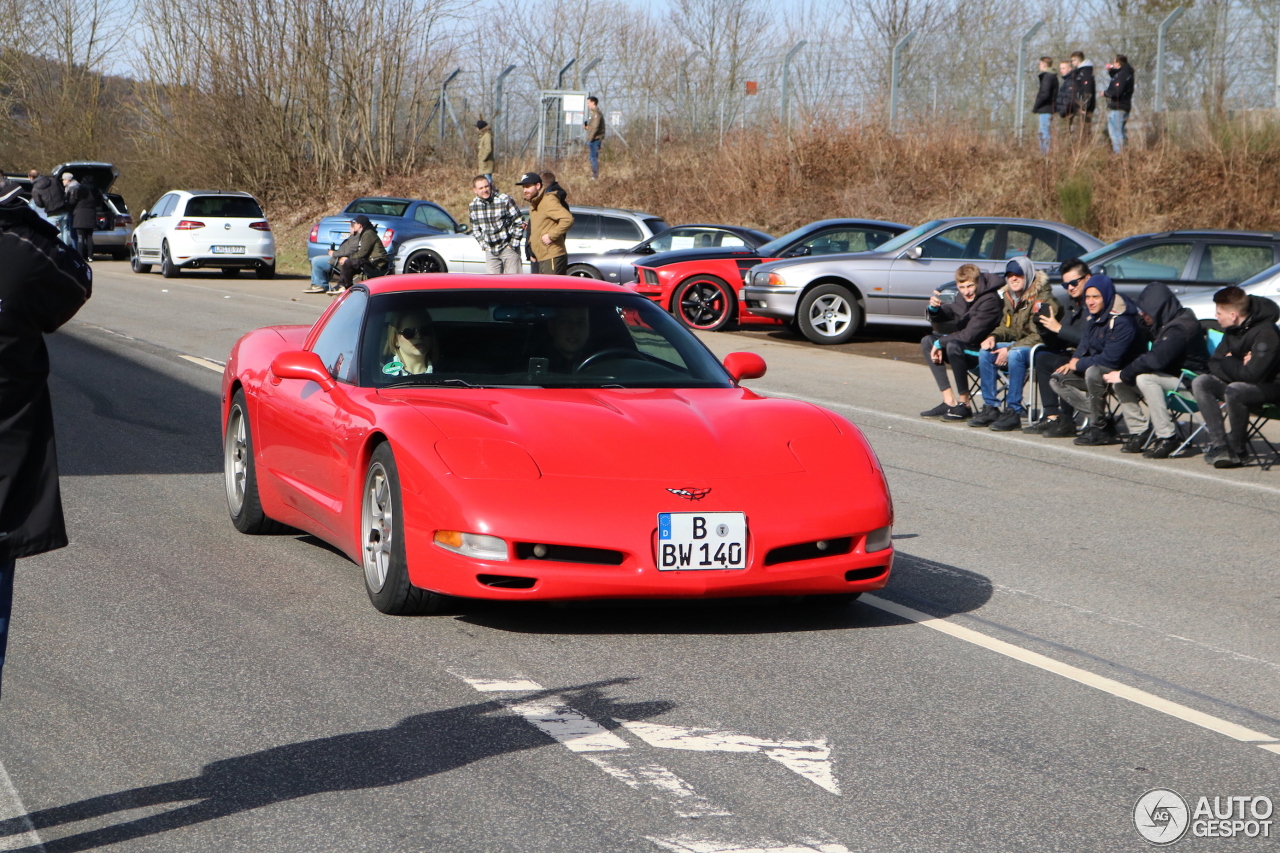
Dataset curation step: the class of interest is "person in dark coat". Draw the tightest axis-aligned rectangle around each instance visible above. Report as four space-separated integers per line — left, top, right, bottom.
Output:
918 263 1004 421
1069 51 1097 139
1026 258 1092 436
28 171 71 245
0 180 92 700
1055 60 1076 129
1103 282 1209 457
1192 287 1280 468
1103 54 1135 153
69 176 101 260
1032 57 1059 155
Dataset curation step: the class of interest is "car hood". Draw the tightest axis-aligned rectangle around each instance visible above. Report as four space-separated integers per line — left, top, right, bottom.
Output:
641 247 764 268
49 162 118 191
380 387 847 479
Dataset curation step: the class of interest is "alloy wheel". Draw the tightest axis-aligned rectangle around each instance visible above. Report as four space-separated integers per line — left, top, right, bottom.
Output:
363 462 394 592
806 293 853 337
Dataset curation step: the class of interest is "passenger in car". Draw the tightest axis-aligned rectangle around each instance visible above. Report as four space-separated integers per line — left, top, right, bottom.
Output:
382 311 438 376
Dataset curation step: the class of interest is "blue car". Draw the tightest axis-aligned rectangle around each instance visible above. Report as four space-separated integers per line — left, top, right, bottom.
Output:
307 197 466 262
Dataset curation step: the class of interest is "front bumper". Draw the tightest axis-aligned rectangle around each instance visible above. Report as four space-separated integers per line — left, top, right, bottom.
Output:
741 285 801 319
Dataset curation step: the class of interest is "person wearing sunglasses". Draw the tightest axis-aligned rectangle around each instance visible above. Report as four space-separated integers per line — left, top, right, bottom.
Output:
382 312 438 376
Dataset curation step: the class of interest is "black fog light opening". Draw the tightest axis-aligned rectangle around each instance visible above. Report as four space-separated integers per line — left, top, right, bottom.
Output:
764 537 854 566
845 566 889 582
515 543 625 566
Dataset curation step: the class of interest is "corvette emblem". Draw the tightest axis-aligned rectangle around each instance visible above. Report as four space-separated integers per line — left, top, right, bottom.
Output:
667 487 711 501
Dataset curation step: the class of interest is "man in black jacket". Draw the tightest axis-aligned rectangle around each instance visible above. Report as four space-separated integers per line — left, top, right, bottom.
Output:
28 170 71 245
0 180 91 700
1191 286 1280 468
1102 283 1209 457
1055 60 1076 132
1024 258 1091 435
1104 54 1135 153
919 263 1004 421
1033 57 1058 154
1069 51 1097 140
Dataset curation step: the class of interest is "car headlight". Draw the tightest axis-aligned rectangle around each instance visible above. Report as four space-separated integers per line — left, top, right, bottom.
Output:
754 271 786 286
434 530 509 560
864 526 893 553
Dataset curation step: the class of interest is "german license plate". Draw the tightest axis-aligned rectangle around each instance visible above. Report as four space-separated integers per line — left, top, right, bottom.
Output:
211 245 245 254
657 512 747 571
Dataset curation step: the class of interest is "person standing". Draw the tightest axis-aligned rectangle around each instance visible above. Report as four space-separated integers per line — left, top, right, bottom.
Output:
517 172 573 275
583 97 605 179
0 180 92 701
1070 51 1097 140
58 173 79 247
476 120 494 184
28 170 70 243
1032 57 1058 155
68 175 100 260
1055 60 1076 138
1103 54 1135 154
467 176 522 274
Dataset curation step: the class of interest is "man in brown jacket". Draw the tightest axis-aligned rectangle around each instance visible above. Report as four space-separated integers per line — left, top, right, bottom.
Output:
584 97 605 179
476 120 494 183
516 172 574 275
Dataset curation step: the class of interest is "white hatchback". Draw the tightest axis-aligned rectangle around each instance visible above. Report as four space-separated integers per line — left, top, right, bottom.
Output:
131 190 276 279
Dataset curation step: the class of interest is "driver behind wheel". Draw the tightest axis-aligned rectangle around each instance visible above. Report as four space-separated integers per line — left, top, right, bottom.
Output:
382 311 439 376
544 306 591 372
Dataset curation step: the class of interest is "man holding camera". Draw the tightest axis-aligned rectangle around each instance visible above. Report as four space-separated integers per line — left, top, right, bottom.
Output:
918 263 1004 421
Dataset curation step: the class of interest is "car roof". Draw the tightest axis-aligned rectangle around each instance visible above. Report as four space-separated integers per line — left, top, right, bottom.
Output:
181 190 256 197
564 206 660 217
797 217 910 230
1145 229 1280 240
365 274 630 296
347 196 421 204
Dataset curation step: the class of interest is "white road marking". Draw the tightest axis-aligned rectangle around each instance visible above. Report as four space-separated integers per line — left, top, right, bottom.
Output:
462 677 545 692
504 697 630 752
584 756 731 818
178 354 225 373
862 594 1280 753
0 759 43 852
648 835 851 853
617 720 840 795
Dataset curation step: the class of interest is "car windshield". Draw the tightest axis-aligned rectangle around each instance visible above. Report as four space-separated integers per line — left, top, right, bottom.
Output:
1077 238 1138 265
185 196 264 218
360 289 734 389
866 220 943 255
346 199 410 217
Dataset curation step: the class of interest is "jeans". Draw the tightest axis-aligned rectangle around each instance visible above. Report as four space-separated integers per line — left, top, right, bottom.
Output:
52 213 72 246
1133 373 1185 439
921 334 980 398
1050 364 1111 425
1038 113 1052 154
310 254 334 289
977 344 1031 412
1108 109 1128 153
588 140 602 178
1192 374 1280 452
0 557 14 700
484 245 522 274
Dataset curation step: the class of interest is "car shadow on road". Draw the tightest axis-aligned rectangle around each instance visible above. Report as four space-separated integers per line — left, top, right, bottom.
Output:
0 680 664 852
451 550 993 636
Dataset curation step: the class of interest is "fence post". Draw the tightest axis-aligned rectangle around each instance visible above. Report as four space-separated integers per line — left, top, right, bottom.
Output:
1275 19 1280 109
1015 20 1044 140
680 51 704 132
438 68 461 145
580 57 602 92
1154 6 1184 113
889 31 916 131
494 64 516 158
781 40 807 138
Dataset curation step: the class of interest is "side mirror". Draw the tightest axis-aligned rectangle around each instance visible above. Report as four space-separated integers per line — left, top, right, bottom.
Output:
138 209 149 222
456 222 470 233
271 350 336 391
787 246 811 257
904 246 923 260
723 352 767 383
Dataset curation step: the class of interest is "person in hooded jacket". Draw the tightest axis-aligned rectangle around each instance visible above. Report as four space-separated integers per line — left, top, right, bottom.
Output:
970 258 1060 432
1103 54 1135 153
1069 52 1097 140
1055 60 1076 131
1032 57 1059 155
28 171 70 245
918 263 1004 421
1049 274 1142 445
1191 286 1280 468
1026 258 1092 435
1101 282 1209 458
0 180 92 700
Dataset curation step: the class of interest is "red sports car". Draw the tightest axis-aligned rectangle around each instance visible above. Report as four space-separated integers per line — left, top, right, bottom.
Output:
632 218 909 332
221 275 894 614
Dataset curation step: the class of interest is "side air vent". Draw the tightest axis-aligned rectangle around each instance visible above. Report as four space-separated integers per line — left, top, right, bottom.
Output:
764 537 854 566
477 574 537 589
845 566 890 582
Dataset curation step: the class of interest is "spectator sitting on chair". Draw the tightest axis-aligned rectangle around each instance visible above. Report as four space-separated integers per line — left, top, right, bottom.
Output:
1191 286 1280 468
1101 282 1209 458
307 215 386 294
1026 258 1092 436
918 263 1004 422
1048 275 1141 446
970 258 1059 432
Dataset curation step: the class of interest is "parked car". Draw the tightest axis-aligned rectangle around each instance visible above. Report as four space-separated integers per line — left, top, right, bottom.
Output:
568 224 774 283
16 162 134 258
1180 261 1280 321
741 217 1104 344
393 207 668 275
1070 230 1280 298
131 190 276 278
308 197 464 264
632 219 910 332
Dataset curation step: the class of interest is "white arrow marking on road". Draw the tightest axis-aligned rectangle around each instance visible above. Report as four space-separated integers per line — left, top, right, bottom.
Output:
584 756 732 818
648 835 852 853
504 697 630 753
617 720 840 795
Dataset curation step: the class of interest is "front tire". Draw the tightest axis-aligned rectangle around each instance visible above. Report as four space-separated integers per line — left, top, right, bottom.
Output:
673 276 735 332
160 241 180 278
404 250 446 274
797 284 862 344
224 391 285 534
362 443 448 615
130 240 152 274
567 264 602 279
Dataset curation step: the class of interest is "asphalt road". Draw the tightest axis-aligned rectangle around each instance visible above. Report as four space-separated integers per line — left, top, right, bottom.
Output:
1 261 1278 852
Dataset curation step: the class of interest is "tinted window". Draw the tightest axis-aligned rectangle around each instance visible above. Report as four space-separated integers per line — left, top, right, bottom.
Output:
568 213 599 239
920 225 997 260
643 218 669 235
601 216 643 242
311 290 368 384
1106 243 1193 280
1058 237 1087 262
347 199 409 217
153 194 177 217
799 228 897 255
649 227 742 252
1003 227 1062 263
183 196 264 218
1198 244 1274 283
414 204 456 231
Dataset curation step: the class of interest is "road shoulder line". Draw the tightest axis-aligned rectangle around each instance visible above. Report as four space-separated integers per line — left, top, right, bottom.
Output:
0 758 44 852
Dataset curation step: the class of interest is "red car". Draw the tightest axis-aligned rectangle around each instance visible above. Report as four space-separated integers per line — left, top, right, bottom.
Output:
221 275 894 614
632 218 909 332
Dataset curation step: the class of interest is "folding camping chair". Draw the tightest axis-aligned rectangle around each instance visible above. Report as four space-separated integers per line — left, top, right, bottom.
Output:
1243 403 1280 470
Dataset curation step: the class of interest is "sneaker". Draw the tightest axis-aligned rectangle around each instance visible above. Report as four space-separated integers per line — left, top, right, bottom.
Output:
304 284 327 293
1120 427 1152 454
1205 445 1243 468
988 409 1023 432
1022 418 1054 434
1074 426 1117 446
1143 435 1181 459
920 402 951 419
967 405 1001 427
1043 417 1078 438
942 404 972 422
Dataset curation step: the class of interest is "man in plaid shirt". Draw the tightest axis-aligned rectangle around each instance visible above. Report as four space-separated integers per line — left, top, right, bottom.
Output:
468 176 524 274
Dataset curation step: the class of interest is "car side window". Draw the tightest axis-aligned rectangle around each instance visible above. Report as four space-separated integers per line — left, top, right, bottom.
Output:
1106 243 1193 280
601 216 643 242
1057 236 1087 262
568 213 600 239
920 225 996 260
153 194 176 218
1004 227 1060 263
1198 244 1274 283
415 204 456 232
311 290 369 384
